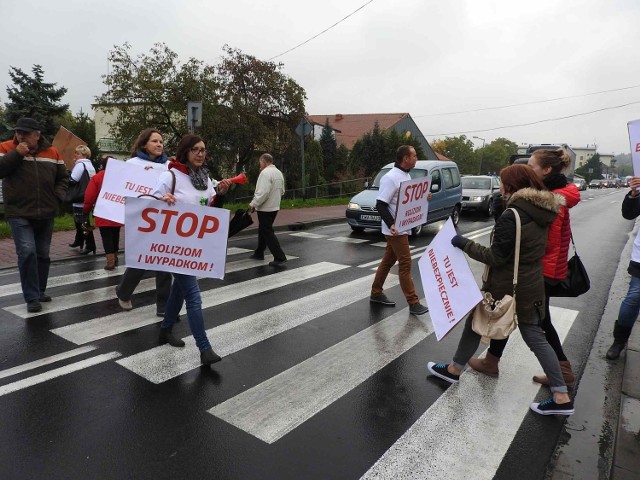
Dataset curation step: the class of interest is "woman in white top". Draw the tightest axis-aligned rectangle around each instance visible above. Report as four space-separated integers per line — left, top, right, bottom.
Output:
153 134 230 365
68 145 96 254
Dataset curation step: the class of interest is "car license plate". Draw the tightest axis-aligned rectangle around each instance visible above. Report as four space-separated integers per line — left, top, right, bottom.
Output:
360 214 380 221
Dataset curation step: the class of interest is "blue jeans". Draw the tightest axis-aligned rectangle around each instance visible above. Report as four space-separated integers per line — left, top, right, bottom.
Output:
618 275 640 328
160 273 211 352
8 217 54 302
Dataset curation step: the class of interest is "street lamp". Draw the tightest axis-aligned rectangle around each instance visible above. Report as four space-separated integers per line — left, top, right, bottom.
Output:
473 136 485 174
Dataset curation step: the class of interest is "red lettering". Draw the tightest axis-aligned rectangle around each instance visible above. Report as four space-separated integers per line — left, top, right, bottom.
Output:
159 210 179 234
636 143 640 152
176 212 198 237
138 208 159 232
137 209 221 238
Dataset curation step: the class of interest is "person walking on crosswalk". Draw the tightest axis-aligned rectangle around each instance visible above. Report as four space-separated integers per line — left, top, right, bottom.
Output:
370 145 429 316
152 134 230 365
428 164 576 416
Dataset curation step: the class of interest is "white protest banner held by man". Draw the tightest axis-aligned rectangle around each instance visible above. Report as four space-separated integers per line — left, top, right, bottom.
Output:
395 175 432 232
418 218 482 340
628 119 640 176
94 159 164 224
124 197 230 279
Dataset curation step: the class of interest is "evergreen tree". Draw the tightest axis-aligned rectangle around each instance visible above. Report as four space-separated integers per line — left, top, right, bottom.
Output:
58 110 98 160
4 65 69 138
575 153 602 183
319 119 337 180
305 140 324 188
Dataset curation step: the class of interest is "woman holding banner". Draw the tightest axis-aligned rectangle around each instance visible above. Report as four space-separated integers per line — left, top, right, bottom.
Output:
427 164 576 416
468 149 580 386
152 134 230 365
115 129 173 315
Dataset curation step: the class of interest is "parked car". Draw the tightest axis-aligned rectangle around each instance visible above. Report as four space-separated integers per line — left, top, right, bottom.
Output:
345 160 462 236
589 179 603 189
573 178 587 191
460 175 501 216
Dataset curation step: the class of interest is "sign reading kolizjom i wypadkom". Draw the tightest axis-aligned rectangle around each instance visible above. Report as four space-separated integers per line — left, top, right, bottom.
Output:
124 196 230 279
628 118 640 176
94 159 165 225
395 175 432 232
418 218 482 340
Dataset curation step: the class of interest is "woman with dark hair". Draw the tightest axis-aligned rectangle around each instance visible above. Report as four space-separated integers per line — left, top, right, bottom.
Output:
83 157 123 270
115 128 173 315
467 149 580 386
427 164 576 416
152 134 230 365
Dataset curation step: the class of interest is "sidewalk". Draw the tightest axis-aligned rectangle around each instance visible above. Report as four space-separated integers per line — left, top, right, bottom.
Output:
0 205 346 269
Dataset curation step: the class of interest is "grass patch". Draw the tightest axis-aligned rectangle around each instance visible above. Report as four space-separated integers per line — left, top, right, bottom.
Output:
0 213 77 240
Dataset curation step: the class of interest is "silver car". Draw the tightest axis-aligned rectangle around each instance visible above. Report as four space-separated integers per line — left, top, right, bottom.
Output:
461 175 501 216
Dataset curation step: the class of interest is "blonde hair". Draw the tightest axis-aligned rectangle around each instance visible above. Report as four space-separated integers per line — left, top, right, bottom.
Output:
75 145 91 158
532 148 571 173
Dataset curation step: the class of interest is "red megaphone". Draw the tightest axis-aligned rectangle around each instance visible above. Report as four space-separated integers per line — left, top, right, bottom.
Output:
226 172 247 185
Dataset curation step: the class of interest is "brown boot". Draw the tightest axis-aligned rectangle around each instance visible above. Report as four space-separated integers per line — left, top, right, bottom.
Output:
104 253 116 271
532 360 575 387
467 351 500 377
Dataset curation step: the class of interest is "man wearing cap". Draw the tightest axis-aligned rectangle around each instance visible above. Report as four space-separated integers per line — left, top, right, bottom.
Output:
0 117 68 312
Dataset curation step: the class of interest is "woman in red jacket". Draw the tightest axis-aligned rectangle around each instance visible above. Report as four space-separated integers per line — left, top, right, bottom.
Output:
83 157 123 270
468 149 581 386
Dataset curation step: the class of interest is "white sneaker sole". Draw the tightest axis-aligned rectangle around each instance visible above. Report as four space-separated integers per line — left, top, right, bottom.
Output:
427 362 459 384
529 402 575 416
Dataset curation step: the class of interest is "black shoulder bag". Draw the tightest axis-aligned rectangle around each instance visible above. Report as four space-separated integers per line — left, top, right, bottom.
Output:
547 233 591 297
65 164 90 203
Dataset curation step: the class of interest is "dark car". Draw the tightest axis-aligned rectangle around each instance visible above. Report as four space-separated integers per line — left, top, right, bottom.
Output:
461 175 501 216
589 179 603 189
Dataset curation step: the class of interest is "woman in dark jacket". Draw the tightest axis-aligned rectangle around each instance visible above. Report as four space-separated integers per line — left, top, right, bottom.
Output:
428 164 575 416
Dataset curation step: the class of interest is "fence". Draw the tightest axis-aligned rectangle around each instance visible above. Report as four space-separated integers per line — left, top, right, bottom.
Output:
226 177 370 203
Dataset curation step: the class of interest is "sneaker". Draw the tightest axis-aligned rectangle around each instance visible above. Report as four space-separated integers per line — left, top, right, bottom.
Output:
249 252 264 260
39 294 52 302
370 294 396 306
409 302 429 316
427 362 459 384
530 397 575 416
27 300 42 313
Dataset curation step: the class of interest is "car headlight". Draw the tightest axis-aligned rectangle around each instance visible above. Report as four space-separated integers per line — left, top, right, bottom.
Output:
472 196 487 202
348 202 361 210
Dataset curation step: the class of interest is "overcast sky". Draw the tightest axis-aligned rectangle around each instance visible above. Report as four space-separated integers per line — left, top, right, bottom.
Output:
3 0 640 154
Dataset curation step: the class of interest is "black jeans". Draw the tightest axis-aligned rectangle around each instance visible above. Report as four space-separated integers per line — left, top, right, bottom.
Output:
98 226 121 255
255 211 286 261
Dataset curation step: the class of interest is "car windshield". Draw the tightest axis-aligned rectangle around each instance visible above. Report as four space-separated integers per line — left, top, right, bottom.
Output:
461 177 491 189
370 168 427 188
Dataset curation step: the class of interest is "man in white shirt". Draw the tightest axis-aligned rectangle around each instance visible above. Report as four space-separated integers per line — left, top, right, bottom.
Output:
248 153 287 267
370 145 429 316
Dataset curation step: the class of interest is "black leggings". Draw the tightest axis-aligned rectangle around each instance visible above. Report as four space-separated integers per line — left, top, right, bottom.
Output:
488 281 568 361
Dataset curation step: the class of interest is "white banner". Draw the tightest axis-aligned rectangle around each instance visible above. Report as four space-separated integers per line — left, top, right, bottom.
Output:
418 218 482 340
93 159 164 224
628 119 640 176
124 197 230 279
395 175 431 232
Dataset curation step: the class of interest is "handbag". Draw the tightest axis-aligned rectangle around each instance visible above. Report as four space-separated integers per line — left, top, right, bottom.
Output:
472 208 521 340
65 164 90 203
228 209 254 238
547 233 590 297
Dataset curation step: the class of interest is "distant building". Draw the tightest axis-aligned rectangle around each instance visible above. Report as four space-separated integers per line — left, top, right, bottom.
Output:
93 104 129 159
307 113 438 160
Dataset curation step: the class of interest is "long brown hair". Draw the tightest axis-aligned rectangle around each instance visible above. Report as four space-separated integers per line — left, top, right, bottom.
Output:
130 128 162 157
531 148 571 174
500 164 545 195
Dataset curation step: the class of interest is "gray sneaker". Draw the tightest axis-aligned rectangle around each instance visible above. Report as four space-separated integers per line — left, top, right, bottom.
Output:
409 302 429 316
370 294 396 306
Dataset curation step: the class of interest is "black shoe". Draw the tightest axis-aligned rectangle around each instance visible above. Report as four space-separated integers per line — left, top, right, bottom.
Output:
200 348 222 365
79 248 96 255
427 362 460 384
269 259 287 267
27 300 42 313
39 294 52 302
530 397 575 416
370 294 396 306
68 242 83 248
606 342 626 360
157 312 182 323
249 252 264 260
409 302 429 316
159 328 185 347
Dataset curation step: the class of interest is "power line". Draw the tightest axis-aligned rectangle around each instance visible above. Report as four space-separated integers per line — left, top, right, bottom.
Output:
423 100 640 137
413 84 640 118
268 0 375 61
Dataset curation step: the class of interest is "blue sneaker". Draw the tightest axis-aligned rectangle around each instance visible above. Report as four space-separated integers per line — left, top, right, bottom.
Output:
530 397 575 416
427 362 459 384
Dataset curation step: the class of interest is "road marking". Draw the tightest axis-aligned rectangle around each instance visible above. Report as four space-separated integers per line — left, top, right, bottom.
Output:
51 262 349 345
0 352 121 397
370 242 418 249
289 232 327 239
328 237 370 244
226 247 252 255
358 246 428 268
208 306 434 444
4 255 298 319
361 306 577 480
0 346 98 380
117 274 400 383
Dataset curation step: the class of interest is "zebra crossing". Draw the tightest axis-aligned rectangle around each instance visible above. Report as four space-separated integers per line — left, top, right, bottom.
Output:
0 226 579 479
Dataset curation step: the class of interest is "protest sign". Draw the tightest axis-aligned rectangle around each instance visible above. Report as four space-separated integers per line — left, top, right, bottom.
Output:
418 218 482 340
94 159 164 224
124 196 230 279
628 119 640 176
52 126 87 171
395 175 431 232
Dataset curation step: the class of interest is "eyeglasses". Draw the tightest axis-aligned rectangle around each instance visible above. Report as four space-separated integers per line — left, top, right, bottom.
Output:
190 148 207 156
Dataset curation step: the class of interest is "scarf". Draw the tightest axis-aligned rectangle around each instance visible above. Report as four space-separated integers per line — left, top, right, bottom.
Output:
135 149 168 164
168 161 210 191
544 173 568 191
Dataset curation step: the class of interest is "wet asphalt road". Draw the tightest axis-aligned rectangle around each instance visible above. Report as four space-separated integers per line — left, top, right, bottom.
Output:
0 187 630 479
